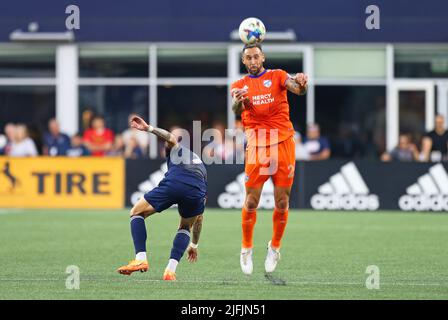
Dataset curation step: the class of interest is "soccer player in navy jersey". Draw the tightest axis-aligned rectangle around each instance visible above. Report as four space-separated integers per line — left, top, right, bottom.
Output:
117 115 206 281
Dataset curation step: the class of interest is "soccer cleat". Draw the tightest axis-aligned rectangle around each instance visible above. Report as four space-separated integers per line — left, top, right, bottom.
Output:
240 248 253 275
264 241 281 273
117 259 149 275
163 269 176 281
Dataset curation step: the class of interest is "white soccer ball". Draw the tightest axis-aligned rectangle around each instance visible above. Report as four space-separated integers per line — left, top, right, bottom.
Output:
238 17 266 45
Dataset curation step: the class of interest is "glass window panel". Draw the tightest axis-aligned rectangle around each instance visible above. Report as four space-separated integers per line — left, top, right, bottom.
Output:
315 86 386 159
315 48 386 78
0 47 55 77
79 47 148 77
158 86 227 130
158 47 227 77
399 91 426 144
79 86 149 134
0 86 56 154
395 47 448 78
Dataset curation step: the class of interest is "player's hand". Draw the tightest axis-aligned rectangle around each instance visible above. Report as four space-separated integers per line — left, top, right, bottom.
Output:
232 88 249 103
129 115 150 131
187 246 198 263
294 73 308 88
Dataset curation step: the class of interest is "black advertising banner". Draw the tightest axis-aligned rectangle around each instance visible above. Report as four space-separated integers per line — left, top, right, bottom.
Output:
303 161 448 212
125 159 448 212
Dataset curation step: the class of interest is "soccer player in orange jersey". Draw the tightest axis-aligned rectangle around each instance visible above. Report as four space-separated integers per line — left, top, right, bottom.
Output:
231 43 308 274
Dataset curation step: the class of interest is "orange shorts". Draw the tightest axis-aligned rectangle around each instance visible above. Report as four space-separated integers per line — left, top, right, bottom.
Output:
244 136 296 188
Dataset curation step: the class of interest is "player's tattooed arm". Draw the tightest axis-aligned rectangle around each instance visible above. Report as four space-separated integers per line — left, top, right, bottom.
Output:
191 214 203 245
286 73 309 96
187 215 203 262
232 100 243 116
129 115 178 147
149 126 178 148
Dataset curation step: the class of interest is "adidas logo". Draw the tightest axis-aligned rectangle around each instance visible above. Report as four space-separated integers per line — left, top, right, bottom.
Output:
311 162 379 211
218 172 274 209
130 162 168 205
399 163 448 211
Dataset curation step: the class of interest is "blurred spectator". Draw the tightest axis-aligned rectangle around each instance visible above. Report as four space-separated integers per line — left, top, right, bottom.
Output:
122 113 150 155
303 123 331 160
83 115 114 157
421 114 448 162
43 118 71 156
66 133 91 157
0 123 16 155
332 123 366 158
107 134 125 156
8 124 38 157
203 121 235 163
123 136 144 159
381 134 419 162
294 131 310 160
81 108 95 133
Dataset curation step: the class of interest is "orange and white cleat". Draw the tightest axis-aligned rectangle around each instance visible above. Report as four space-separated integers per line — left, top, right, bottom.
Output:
163 269 176 281
117 259 149 275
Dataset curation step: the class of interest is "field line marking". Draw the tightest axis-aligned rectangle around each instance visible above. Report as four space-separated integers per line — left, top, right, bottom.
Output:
0 278 447 287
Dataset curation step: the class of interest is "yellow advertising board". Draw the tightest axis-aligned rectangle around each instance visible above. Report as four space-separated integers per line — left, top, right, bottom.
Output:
0 157 124 208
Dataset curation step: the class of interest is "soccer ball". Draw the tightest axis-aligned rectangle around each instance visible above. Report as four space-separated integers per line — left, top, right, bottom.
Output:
238 17 266 45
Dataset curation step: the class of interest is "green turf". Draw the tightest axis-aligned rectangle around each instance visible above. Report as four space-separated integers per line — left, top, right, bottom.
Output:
0 208 448 300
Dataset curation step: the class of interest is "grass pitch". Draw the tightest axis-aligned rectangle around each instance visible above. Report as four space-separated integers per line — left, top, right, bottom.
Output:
0 208 447 300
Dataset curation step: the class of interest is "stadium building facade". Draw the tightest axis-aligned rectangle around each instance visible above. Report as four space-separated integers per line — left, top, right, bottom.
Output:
1 1 447 160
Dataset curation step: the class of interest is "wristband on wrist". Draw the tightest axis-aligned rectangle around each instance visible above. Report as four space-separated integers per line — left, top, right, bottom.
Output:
189 242 198 249
147 125 154 133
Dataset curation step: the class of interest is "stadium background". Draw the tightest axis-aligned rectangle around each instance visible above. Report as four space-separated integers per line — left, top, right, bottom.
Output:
0 0 448 301
1 0 447 211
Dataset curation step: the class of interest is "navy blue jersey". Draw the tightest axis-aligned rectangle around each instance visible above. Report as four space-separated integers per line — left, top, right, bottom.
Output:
144 144 207 217
165 144 207 189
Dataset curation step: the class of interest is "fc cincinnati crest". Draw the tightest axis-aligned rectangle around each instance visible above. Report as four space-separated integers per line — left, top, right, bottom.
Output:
263 80 272 88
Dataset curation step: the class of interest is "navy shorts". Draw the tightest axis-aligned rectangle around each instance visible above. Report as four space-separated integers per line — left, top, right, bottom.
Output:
143 179 206 218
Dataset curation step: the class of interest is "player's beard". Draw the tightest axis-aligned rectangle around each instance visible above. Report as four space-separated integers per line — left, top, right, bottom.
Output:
247 64 263 76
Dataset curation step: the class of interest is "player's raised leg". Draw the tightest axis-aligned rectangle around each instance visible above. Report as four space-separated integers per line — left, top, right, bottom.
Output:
265 185 291 273
117 197 156 275
240 187 262 275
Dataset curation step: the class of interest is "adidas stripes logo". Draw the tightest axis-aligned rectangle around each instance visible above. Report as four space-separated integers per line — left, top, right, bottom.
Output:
399 164 448 211
130 162 168 205
218 172 275 209
311 162 379 211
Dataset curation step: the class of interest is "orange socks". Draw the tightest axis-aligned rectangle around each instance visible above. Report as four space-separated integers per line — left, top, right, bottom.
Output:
271 207 289 249
241 206 257 249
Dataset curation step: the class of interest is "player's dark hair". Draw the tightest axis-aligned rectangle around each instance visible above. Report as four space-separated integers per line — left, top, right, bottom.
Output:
242 43 263 54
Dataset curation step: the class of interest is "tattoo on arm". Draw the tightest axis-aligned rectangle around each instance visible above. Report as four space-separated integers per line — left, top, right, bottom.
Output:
151 127 177 147
232 100 243 116
192 215 203 245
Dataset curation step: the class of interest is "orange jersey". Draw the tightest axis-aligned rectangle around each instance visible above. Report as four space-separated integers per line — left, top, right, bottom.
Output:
231 69 294 147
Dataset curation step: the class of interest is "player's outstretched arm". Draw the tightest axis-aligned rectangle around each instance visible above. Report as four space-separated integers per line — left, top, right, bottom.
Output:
285 73 308 96
129 115 178 148
187 215 203 263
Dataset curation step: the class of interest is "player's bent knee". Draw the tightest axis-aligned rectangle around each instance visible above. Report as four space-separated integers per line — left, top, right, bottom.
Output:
275 198 289 210
245 196 259 210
